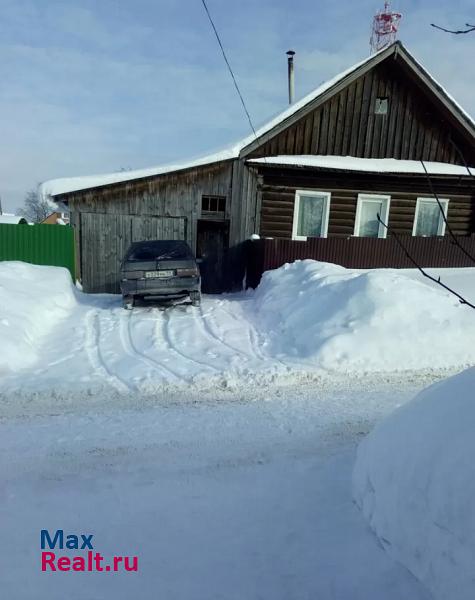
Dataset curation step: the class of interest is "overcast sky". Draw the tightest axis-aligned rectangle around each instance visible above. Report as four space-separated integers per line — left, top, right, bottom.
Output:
1 0 474 212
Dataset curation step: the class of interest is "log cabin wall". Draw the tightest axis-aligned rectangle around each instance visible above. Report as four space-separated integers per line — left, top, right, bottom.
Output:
257 167 475 239
247 61 474 165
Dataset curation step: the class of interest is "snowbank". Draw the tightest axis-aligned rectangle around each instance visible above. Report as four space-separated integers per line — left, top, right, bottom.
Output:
0 262 76 373
353 367 475 600
253 260 475 372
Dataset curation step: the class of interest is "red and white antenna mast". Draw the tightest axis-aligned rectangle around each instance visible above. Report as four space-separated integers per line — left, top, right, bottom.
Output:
370 2 402 54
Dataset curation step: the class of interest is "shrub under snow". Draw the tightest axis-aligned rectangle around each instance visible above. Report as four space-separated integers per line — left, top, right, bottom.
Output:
353 367 475 600
253 260 475 372
0 262 76 374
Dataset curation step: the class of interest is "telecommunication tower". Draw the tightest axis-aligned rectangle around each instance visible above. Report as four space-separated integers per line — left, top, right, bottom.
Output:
370 2 402 54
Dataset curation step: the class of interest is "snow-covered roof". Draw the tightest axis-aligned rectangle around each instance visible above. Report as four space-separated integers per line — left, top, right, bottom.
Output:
247 155 475 176
40 148 238 199
0 214 27 224
41 42 475 198
40 47 395 198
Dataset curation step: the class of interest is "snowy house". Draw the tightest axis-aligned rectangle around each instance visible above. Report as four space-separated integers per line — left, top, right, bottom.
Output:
42 42 475 294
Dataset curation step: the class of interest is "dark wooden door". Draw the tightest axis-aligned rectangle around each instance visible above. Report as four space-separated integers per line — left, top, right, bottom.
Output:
196 220 229 294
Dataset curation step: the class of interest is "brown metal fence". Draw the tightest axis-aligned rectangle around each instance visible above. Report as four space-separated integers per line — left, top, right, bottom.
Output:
246 235 475 288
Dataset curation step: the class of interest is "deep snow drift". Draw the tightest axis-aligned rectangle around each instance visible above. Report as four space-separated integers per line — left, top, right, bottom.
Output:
1 261 475 398
353 367 475 600
253 260 475 371
0 262 76 374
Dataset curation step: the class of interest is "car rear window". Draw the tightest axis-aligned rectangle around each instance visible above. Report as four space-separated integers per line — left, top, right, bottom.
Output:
127 241 193 261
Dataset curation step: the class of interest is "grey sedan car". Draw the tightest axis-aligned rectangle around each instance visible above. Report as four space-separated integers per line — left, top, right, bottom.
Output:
120 240 201 309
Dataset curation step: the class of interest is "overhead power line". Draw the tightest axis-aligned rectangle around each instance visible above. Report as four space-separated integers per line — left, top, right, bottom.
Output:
431 23 475 35
200 0 260 142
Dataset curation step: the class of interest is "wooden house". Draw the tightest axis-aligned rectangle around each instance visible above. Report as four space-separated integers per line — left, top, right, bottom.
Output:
43 42 475 293
41 212 69 225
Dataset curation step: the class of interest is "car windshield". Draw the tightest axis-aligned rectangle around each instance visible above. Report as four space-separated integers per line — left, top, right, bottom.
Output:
127 241 193 262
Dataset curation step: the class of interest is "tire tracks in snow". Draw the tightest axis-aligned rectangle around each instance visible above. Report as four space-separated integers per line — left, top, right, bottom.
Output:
197 302 254 362
160 308 221 374
119 310 183 383
216 300 290 371
84 309 131 393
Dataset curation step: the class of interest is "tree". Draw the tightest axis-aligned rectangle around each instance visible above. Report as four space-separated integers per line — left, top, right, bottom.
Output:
17 189 51 223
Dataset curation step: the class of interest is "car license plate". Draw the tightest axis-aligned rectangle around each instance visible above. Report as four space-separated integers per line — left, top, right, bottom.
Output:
145 270 174 279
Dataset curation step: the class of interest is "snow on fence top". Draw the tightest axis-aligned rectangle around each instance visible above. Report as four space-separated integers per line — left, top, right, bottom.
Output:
40 42 475 198
247 155 475 176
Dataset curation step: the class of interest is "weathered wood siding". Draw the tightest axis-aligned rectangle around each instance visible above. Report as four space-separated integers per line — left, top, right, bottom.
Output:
258 168 475 239
63 162 233 292
248 61 474 165
229 164 261 245
80 213 185 293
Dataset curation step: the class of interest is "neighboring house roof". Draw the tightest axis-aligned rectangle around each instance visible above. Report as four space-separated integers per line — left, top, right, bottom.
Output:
248 155 475 176
0 214 27 224
41 41 475 198
41 212 70 225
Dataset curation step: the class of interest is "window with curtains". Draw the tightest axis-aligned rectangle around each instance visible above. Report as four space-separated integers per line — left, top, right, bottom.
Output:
292 191 331 240
413 198 449 237
354 194 391 238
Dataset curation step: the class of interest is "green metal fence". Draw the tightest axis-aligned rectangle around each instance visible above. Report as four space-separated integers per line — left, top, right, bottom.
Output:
0 224 75 279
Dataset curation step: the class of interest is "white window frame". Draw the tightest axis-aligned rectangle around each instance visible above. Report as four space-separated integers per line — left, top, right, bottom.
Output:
412 197 449 237
292 190 331 241
354 193 391 239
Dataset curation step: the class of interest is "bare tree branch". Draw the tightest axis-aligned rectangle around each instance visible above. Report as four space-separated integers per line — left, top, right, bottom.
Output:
448 136 475 181
376 214 475 309
431 23 475 34
17 189 51 223
419 159 475 265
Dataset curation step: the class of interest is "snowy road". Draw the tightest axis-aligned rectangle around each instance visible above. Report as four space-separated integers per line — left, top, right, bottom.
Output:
1 384 432 600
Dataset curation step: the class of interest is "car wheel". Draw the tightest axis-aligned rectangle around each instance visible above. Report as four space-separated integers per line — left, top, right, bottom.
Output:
190 291 201 307
123 295 134 310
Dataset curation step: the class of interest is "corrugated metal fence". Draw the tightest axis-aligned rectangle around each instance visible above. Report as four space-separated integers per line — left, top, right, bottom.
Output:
246 235 475 288
0 224 75 279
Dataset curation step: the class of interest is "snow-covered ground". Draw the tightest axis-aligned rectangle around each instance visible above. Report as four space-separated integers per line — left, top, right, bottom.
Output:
2 381 433 600
2 260 475 599
1 260 475 409
354 367 475 600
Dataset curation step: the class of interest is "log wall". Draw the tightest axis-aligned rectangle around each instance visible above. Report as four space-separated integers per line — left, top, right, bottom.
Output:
258 168 475 239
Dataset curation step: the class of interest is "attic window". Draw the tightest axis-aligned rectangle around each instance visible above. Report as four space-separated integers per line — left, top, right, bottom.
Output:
375 97 388 115
201 195 226 218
